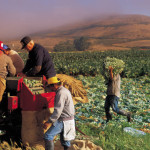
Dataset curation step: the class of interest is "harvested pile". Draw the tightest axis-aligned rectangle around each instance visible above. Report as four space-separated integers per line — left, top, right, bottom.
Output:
21 108 54 149
55 139 103 150
104 57 125 79
23 78 44 95
56 74 88 104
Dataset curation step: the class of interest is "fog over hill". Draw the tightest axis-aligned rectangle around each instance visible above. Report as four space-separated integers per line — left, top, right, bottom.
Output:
5 14 150 51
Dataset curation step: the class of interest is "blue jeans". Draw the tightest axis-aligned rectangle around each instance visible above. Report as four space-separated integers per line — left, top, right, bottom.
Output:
104 95 120 121
44 120 71 147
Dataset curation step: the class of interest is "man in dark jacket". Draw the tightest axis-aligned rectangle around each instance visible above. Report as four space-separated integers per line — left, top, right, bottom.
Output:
18 36 56 79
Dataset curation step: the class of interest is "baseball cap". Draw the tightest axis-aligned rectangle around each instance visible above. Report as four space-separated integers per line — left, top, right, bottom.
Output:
3 45 8 50
20 36 32 49
0 41 8 51
4 45 11 50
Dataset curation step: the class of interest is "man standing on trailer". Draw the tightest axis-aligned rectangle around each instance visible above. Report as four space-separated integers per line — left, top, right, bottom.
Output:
18 36 56 80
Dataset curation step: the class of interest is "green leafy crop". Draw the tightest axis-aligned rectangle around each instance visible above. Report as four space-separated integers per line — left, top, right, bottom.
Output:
104 57 125 78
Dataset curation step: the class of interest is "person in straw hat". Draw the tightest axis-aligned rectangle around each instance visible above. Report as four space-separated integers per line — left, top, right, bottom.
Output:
43 76 76 150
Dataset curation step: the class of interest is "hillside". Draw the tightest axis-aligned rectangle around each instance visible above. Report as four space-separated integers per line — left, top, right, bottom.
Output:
5 14 150 51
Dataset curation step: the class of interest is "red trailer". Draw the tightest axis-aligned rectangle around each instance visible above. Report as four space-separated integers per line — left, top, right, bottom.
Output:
7 77 55 111
0 76 55 145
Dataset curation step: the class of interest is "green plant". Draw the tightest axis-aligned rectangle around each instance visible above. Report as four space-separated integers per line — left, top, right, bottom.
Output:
104 57 125 79
19 49 150 77
74 36 91 51
53 40 76 52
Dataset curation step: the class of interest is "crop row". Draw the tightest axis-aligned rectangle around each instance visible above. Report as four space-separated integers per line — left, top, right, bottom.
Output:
19 49 150 78
75 75 150 131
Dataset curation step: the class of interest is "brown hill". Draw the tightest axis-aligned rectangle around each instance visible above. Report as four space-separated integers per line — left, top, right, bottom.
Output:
5 14 150 51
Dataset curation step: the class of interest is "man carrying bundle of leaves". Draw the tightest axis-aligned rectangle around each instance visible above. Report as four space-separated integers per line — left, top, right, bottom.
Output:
103 57 131 123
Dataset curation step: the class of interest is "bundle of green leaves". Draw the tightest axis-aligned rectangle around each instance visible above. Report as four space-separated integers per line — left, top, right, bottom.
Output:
104 57 125 79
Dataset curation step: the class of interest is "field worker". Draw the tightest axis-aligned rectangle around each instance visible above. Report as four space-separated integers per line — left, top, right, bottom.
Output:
104 66 131 123
4 46 24 74
43 76 76 150
0 41 16 103
18 36 56 79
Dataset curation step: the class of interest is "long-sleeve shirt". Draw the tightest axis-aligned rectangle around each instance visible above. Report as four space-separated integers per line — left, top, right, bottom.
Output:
106 74 121 97
8 50 24 74
0 53 16 79
22 43 56 79
48 86 75 124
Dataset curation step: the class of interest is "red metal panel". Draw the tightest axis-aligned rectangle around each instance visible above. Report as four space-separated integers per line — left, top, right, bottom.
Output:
8 96 18 110
19 82 36 111
17 77 56 111
36 92 55 111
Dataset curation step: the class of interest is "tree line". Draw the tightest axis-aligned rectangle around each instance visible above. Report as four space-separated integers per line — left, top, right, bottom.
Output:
53 36 91 52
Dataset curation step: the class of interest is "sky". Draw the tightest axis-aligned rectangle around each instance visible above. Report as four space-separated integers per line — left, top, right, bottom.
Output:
1 0 150 40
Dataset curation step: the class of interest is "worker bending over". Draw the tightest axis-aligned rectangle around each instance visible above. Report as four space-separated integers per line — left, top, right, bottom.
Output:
43 76 76 150
4 46 24 74
0 41 16 112
18 36 56 80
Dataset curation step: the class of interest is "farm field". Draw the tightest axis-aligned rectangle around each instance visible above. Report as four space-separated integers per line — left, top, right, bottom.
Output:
2 49 149 149
75 75 150 150
19 49 150 78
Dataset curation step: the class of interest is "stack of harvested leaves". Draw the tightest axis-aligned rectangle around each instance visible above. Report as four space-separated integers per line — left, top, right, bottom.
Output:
23 78 44 95
56 74 88 104
104 57 125 79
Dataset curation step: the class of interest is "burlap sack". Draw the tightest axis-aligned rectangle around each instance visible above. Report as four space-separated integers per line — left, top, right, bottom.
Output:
56 74 88 104
21 108 54 148
29 141 45 150
21 111 43 146
0 77 6 102
36 108 54 126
